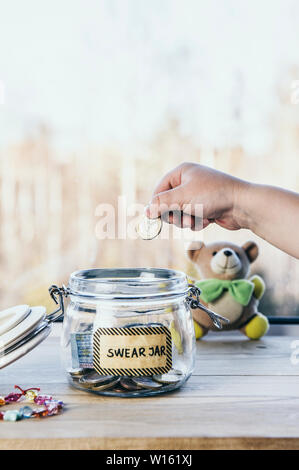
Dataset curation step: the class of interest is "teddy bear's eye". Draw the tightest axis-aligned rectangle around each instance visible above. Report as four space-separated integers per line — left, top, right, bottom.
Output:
236 253 241 259
212 251 217 256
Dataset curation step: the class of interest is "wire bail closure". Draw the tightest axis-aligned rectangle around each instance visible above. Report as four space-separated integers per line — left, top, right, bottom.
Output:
47 283 229 329
186 284 229 329
47 285 70 323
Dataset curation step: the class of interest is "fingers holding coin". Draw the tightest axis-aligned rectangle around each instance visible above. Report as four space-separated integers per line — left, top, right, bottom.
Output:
161 210 195 229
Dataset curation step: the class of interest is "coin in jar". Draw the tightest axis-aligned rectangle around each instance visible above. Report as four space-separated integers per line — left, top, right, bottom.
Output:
68 368 85 378
91 377 120 391
79 371 115 386
131 377 163 390
136 214 162 240
120 377 143 391
152 369 183 384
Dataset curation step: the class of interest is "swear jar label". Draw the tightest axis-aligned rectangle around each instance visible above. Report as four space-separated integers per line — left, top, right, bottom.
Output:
93 326 172 376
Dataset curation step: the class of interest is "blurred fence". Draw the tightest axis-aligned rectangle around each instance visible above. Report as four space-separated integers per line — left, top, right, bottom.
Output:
0 101 299 316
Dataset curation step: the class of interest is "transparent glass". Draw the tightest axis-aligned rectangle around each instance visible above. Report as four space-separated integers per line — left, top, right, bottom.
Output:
61 268 195 397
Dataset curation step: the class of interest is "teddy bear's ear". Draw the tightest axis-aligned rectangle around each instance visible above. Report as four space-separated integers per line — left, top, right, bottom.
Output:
242 241 259 263
186 241 205 261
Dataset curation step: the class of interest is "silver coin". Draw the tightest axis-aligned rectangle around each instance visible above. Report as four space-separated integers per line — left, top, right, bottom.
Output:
79 371 115 386
136 215 162 240
91 377 120 391
69 368 94 382
152 370 183 384
120 377 143 391
68 368 84 377
131 377 163 390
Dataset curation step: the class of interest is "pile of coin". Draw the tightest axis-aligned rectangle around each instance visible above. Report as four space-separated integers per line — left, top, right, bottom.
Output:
68 368 184 395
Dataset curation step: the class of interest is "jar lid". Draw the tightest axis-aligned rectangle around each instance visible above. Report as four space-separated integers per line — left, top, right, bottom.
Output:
0 305 51 370
68 268 189 301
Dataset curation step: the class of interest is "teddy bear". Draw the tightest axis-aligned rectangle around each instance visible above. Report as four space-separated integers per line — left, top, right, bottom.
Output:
187 240 269 340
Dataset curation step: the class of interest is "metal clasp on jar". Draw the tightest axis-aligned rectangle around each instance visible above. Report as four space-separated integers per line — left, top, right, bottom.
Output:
186 284 229 329
47 285 70 323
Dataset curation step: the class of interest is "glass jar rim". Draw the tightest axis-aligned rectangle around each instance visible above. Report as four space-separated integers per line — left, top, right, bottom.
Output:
68 267 189 302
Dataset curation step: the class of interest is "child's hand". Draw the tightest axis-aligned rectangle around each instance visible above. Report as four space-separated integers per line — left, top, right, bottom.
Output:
146 162 247 231
146 162 299 259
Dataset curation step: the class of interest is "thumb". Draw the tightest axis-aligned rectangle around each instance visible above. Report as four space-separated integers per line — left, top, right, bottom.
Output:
146 186 184 219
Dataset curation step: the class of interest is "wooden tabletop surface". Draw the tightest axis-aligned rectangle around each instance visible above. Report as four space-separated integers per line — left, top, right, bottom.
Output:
1 325 299 450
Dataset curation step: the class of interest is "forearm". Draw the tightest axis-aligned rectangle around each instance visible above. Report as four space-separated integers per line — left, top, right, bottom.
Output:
236 182 299 258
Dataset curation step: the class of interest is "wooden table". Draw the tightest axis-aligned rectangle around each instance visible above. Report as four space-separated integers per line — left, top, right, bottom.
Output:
1 325 299 450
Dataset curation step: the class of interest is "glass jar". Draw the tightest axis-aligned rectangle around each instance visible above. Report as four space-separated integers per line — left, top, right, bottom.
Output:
49 268 224 398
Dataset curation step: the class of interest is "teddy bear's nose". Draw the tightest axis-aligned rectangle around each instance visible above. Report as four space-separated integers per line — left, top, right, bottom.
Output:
224 249 233 257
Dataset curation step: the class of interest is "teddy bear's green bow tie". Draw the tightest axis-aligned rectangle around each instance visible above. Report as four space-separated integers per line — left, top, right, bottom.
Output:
195 279 254 306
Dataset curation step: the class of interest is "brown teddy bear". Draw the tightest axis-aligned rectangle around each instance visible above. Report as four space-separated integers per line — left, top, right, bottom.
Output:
187 240 269 340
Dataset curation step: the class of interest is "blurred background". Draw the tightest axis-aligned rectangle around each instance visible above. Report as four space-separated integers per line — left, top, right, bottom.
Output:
0 0 298 317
